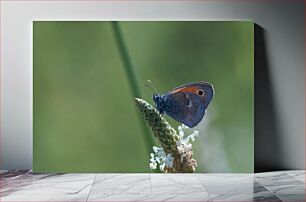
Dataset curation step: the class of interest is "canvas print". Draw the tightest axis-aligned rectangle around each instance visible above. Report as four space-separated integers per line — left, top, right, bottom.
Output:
33 21 254 173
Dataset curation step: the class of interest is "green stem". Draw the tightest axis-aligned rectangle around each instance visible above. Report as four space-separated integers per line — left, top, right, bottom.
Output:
111 21 155 156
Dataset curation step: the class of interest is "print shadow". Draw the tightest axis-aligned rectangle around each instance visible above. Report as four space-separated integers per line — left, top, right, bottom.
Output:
254 24 285 172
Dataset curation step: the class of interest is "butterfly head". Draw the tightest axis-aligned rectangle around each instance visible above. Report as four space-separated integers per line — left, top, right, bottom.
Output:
153 93 161 102
153 93 166 114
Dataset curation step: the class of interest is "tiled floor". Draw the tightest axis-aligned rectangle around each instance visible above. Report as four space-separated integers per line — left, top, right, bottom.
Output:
0 170 305 201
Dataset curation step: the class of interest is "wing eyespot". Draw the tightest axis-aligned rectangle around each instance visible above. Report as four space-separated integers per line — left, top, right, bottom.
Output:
197 90 204 97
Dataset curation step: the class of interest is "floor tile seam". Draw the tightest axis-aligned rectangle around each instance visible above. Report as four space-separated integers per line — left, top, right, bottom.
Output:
194 174 214 201
86 174 97 202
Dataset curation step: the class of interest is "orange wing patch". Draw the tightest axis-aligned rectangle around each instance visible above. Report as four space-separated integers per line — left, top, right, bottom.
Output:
171 86 199 94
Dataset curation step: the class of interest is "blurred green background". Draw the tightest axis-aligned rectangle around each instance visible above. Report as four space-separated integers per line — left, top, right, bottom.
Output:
34 21 254 173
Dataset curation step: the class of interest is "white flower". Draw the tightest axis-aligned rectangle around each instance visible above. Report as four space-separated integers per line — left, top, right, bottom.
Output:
178 125 185 138
150 162 157 170
174 124 199 167
153 146 162 153
159 163 165 171
178 125 182 132
182 124 188 129
155 156 161 164
165 154 174 168
149 124 199 172
177 145 184 154
179 131 184 137
190 130 199 142
150 153 155 162
194 130 199 137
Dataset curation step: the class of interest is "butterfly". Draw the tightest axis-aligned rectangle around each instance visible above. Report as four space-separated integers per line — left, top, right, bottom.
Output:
149 81 214 128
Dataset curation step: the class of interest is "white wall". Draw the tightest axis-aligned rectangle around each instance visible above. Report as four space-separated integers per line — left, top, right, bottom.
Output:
1 1 304 170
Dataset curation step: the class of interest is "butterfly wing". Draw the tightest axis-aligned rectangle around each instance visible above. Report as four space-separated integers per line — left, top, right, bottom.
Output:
164 82 214 128
170 81 214 109
164 92 204 128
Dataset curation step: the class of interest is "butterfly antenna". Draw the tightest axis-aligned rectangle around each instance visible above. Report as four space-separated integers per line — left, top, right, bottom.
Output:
144 80 157 93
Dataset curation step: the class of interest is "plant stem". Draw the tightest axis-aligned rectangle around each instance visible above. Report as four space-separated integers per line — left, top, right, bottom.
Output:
111 22 155 156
